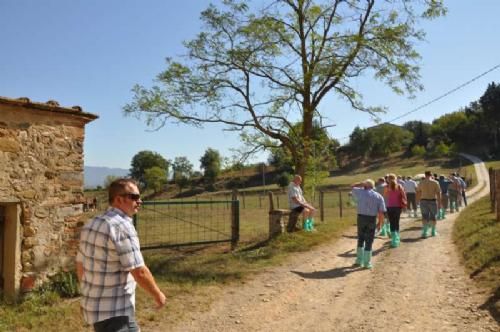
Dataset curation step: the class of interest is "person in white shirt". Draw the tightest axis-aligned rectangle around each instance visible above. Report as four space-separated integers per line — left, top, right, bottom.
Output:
403 176 418 217
288 175 316 231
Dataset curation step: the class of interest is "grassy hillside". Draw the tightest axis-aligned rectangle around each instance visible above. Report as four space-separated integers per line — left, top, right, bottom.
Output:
453 196 500 320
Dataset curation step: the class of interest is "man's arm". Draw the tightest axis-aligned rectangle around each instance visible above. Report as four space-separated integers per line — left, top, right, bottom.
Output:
291 196 315 210
130 265 166 309
76 261 84 283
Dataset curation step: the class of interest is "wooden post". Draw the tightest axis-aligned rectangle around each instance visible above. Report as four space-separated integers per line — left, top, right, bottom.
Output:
339 190 343 218
490 167 495 213
320 191 325 222
242 191 246 209
259 195 262 209
267 191 275 212
496 170 500 222
231 189 240 250
277 195 280 209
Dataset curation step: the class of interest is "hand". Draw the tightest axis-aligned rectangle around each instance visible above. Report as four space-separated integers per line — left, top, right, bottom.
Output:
155 291 166 309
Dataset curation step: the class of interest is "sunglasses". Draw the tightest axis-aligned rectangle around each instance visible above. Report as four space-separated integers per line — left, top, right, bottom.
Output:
121 193 141 201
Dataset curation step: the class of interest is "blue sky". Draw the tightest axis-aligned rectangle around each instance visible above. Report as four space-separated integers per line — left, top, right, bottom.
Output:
1 1 499 170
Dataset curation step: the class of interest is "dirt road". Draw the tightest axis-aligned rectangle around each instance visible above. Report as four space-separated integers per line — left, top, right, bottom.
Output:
167 156 498 332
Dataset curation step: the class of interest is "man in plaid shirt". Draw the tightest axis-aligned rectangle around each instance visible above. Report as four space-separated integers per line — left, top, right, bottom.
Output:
76 178 166 332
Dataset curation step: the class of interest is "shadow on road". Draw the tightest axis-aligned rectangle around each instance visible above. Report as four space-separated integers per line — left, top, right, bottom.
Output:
400 236 424 243
291 265 361 280
479 286 500 324
400 226 421 233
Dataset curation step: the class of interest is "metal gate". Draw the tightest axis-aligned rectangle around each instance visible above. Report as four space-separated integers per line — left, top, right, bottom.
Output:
134 199 239 250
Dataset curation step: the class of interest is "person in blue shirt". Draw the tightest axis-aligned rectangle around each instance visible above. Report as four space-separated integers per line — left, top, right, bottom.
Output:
351 179 387 269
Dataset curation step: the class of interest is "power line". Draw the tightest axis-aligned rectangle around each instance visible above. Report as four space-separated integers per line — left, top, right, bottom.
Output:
386 63 500 123
338 63 500 142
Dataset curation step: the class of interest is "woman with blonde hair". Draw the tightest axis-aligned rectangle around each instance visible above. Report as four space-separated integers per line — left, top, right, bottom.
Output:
384 173 407 247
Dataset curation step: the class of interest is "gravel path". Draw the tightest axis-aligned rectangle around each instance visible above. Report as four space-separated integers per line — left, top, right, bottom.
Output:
164 156 498 332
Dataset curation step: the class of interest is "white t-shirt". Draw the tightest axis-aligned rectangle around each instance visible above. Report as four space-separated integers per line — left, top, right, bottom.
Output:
403 179 418 193
288 183 304 209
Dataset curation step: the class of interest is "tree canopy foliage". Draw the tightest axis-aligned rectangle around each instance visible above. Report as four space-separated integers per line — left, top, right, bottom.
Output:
130 150 169 187
343 81 500 159
124 0 446 187
200 148 222 189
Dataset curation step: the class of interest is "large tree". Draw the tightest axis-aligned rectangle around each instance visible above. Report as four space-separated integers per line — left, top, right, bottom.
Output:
125 0 446 185
172 156 194 192
130 150 169 187
480 82 500 149
200 148 222 189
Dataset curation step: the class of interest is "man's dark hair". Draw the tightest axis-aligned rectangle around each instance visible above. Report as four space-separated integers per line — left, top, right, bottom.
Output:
424 171 432 177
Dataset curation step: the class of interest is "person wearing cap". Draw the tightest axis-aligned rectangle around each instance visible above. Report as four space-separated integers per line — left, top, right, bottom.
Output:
416 171 442 238
351 179 386 269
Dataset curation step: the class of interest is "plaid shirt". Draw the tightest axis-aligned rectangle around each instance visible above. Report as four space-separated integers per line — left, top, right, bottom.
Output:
76 207 144 324
352 187 386 217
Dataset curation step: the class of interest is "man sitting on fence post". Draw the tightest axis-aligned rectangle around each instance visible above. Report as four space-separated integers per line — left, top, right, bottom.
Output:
288 175 316 232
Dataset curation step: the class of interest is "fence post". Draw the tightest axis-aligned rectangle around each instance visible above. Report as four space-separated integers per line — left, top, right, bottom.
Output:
242 191 246 209
496 170 500 222
339 190 343 218
490 167 495 212
231 189 240 250
277 195 280 209
320 191 324 222
259 195 262 208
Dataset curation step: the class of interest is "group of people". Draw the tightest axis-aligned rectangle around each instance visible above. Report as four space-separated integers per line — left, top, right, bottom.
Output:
350 170 468 269
75 173 468 331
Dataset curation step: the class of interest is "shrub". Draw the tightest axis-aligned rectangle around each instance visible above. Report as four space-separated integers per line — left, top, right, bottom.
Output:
40 270 80 298
410 145 426 157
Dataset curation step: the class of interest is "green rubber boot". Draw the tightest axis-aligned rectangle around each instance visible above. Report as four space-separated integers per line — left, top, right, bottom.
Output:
354 247 364 266
379 222 387 236
441 208 446 219
303 218 310 231
421 224 429 238
394 231 401 247
385 222 392 237
390 231 397 248
309 217 314 232
431 225 438 237
362 250 373 269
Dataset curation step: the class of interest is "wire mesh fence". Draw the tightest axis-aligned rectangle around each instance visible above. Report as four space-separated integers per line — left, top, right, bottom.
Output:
135 200 238 249
134 189 358 249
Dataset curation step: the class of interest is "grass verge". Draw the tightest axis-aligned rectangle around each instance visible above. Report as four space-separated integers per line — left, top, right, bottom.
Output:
453 196 500 321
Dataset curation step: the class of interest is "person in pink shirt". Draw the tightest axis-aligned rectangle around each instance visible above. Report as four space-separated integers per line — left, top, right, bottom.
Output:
384 173 407 248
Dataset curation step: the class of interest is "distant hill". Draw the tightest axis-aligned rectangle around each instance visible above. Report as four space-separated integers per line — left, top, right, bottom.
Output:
84 166 129 188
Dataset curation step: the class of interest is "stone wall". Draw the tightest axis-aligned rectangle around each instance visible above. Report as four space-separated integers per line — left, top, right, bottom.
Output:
0 97 97 295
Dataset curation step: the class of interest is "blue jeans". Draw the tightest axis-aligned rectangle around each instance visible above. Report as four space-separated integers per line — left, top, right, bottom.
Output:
356 214 377 251
93 316 139 332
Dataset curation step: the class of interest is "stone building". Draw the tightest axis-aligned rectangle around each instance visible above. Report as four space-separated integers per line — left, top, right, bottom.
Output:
0 96 97 299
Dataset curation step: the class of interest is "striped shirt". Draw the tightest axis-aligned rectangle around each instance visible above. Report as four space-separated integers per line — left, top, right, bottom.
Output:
76 207 145 324
351 187 387 217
